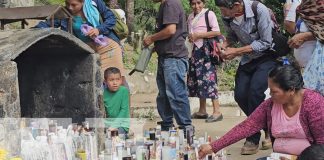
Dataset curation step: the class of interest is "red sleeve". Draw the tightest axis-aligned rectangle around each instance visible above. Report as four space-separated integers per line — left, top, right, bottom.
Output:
306 90 324 144
210 99 272 153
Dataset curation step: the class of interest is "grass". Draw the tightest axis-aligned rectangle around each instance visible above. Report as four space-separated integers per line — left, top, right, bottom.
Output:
131 107 157 120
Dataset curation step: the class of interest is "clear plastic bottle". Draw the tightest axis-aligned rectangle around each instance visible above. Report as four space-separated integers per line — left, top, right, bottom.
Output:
116 143 123 160
105 131 113 156
161 146 172 160
215 136 227 160
125 139 133 156
155 136 162 160
156 125 161 137
169 136 177 159
181 139 188 160
136 146 145 160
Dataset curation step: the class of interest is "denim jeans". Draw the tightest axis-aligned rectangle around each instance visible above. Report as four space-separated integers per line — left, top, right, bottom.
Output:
156 57 192 130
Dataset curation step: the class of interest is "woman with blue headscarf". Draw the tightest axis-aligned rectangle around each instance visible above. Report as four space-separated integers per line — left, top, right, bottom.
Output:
35 0 129 88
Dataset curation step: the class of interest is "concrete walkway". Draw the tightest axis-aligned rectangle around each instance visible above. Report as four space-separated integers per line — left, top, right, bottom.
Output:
131 93 272 160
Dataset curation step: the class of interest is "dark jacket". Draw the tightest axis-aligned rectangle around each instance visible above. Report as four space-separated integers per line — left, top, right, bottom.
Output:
35 0 119 43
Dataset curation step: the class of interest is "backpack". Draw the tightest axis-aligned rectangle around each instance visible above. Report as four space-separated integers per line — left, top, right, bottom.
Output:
252 0 280 32
251 1 291 57
94 0 129 40
111 9 129 40
204 10 225 65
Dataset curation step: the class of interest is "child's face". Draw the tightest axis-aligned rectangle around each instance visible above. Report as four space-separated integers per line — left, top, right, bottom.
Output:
105 73 122 92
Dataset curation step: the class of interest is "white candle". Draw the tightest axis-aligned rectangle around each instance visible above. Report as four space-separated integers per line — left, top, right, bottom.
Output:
136 146 145 160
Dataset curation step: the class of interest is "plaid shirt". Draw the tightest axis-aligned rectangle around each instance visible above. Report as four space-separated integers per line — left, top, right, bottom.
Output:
223 0 273 65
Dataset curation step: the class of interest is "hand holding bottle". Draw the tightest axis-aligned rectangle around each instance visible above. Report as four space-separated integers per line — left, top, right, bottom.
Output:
198 144 213 159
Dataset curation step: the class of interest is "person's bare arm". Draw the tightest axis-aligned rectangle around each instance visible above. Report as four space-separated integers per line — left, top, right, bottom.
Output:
189 31 222 42
143 24 176 47
288 32 316 48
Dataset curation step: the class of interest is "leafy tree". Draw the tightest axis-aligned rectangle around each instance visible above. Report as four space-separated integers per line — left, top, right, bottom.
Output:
134 0 160 32
263 0 285 32
134 0 225 33
126 0 134 32
35 0 64 5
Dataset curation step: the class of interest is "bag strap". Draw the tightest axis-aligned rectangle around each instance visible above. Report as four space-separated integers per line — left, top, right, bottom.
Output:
252 1 278 32
204 10 212 32
251 1 259 25
295 18 303 33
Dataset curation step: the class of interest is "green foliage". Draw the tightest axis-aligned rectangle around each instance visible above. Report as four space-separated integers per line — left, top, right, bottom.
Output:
35 0 65 5
134 0 160 32
218 59 239 91
103 0 127 10
134 0 226 33
264 0 285 26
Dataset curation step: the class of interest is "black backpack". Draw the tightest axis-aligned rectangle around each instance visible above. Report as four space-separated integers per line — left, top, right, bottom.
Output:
252 1 291 57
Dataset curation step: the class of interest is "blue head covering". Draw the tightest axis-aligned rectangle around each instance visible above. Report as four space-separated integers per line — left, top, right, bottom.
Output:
83 0 100 27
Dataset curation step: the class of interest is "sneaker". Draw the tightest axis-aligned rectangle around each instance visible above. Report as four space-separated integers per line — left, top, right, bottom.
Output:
241 141 259 155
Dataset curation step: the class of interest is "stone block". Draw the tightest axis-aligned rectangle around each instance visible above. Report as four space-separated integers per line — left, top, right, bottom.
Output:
0 61 20 118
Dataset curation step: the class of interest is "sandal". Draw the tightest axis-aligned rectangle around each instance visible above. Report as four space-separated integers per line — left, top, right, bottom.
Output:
205 114 223 123
191 112 208 119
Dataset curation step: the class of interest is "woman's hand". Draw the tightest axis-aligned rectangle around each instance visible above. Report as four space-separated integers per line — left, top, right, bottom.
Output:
288 33 305 49
87 28 100 39
188 33 200 42
280 156 291 160
198 144 214 159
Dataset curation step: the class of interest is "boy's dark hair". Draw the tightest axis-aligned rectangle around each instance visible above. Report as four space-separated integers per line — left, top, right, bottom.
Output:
214 0 241 9
298 144 324 160
104 67 121 79
268 57 304 92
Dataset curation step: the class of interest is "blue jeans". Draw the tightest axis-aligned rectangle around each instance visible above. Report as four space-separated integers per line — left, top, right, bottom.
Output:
156 57 192 130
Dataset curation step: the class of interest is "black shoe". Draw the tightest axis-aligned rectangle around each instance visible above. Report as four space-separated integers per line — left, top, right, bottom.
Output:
157 121 174 131
205 114 223 123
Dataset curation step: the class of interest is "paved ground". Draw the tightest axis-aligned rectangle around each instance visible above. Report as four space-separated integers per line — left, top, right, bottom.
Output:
131 93 272 160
